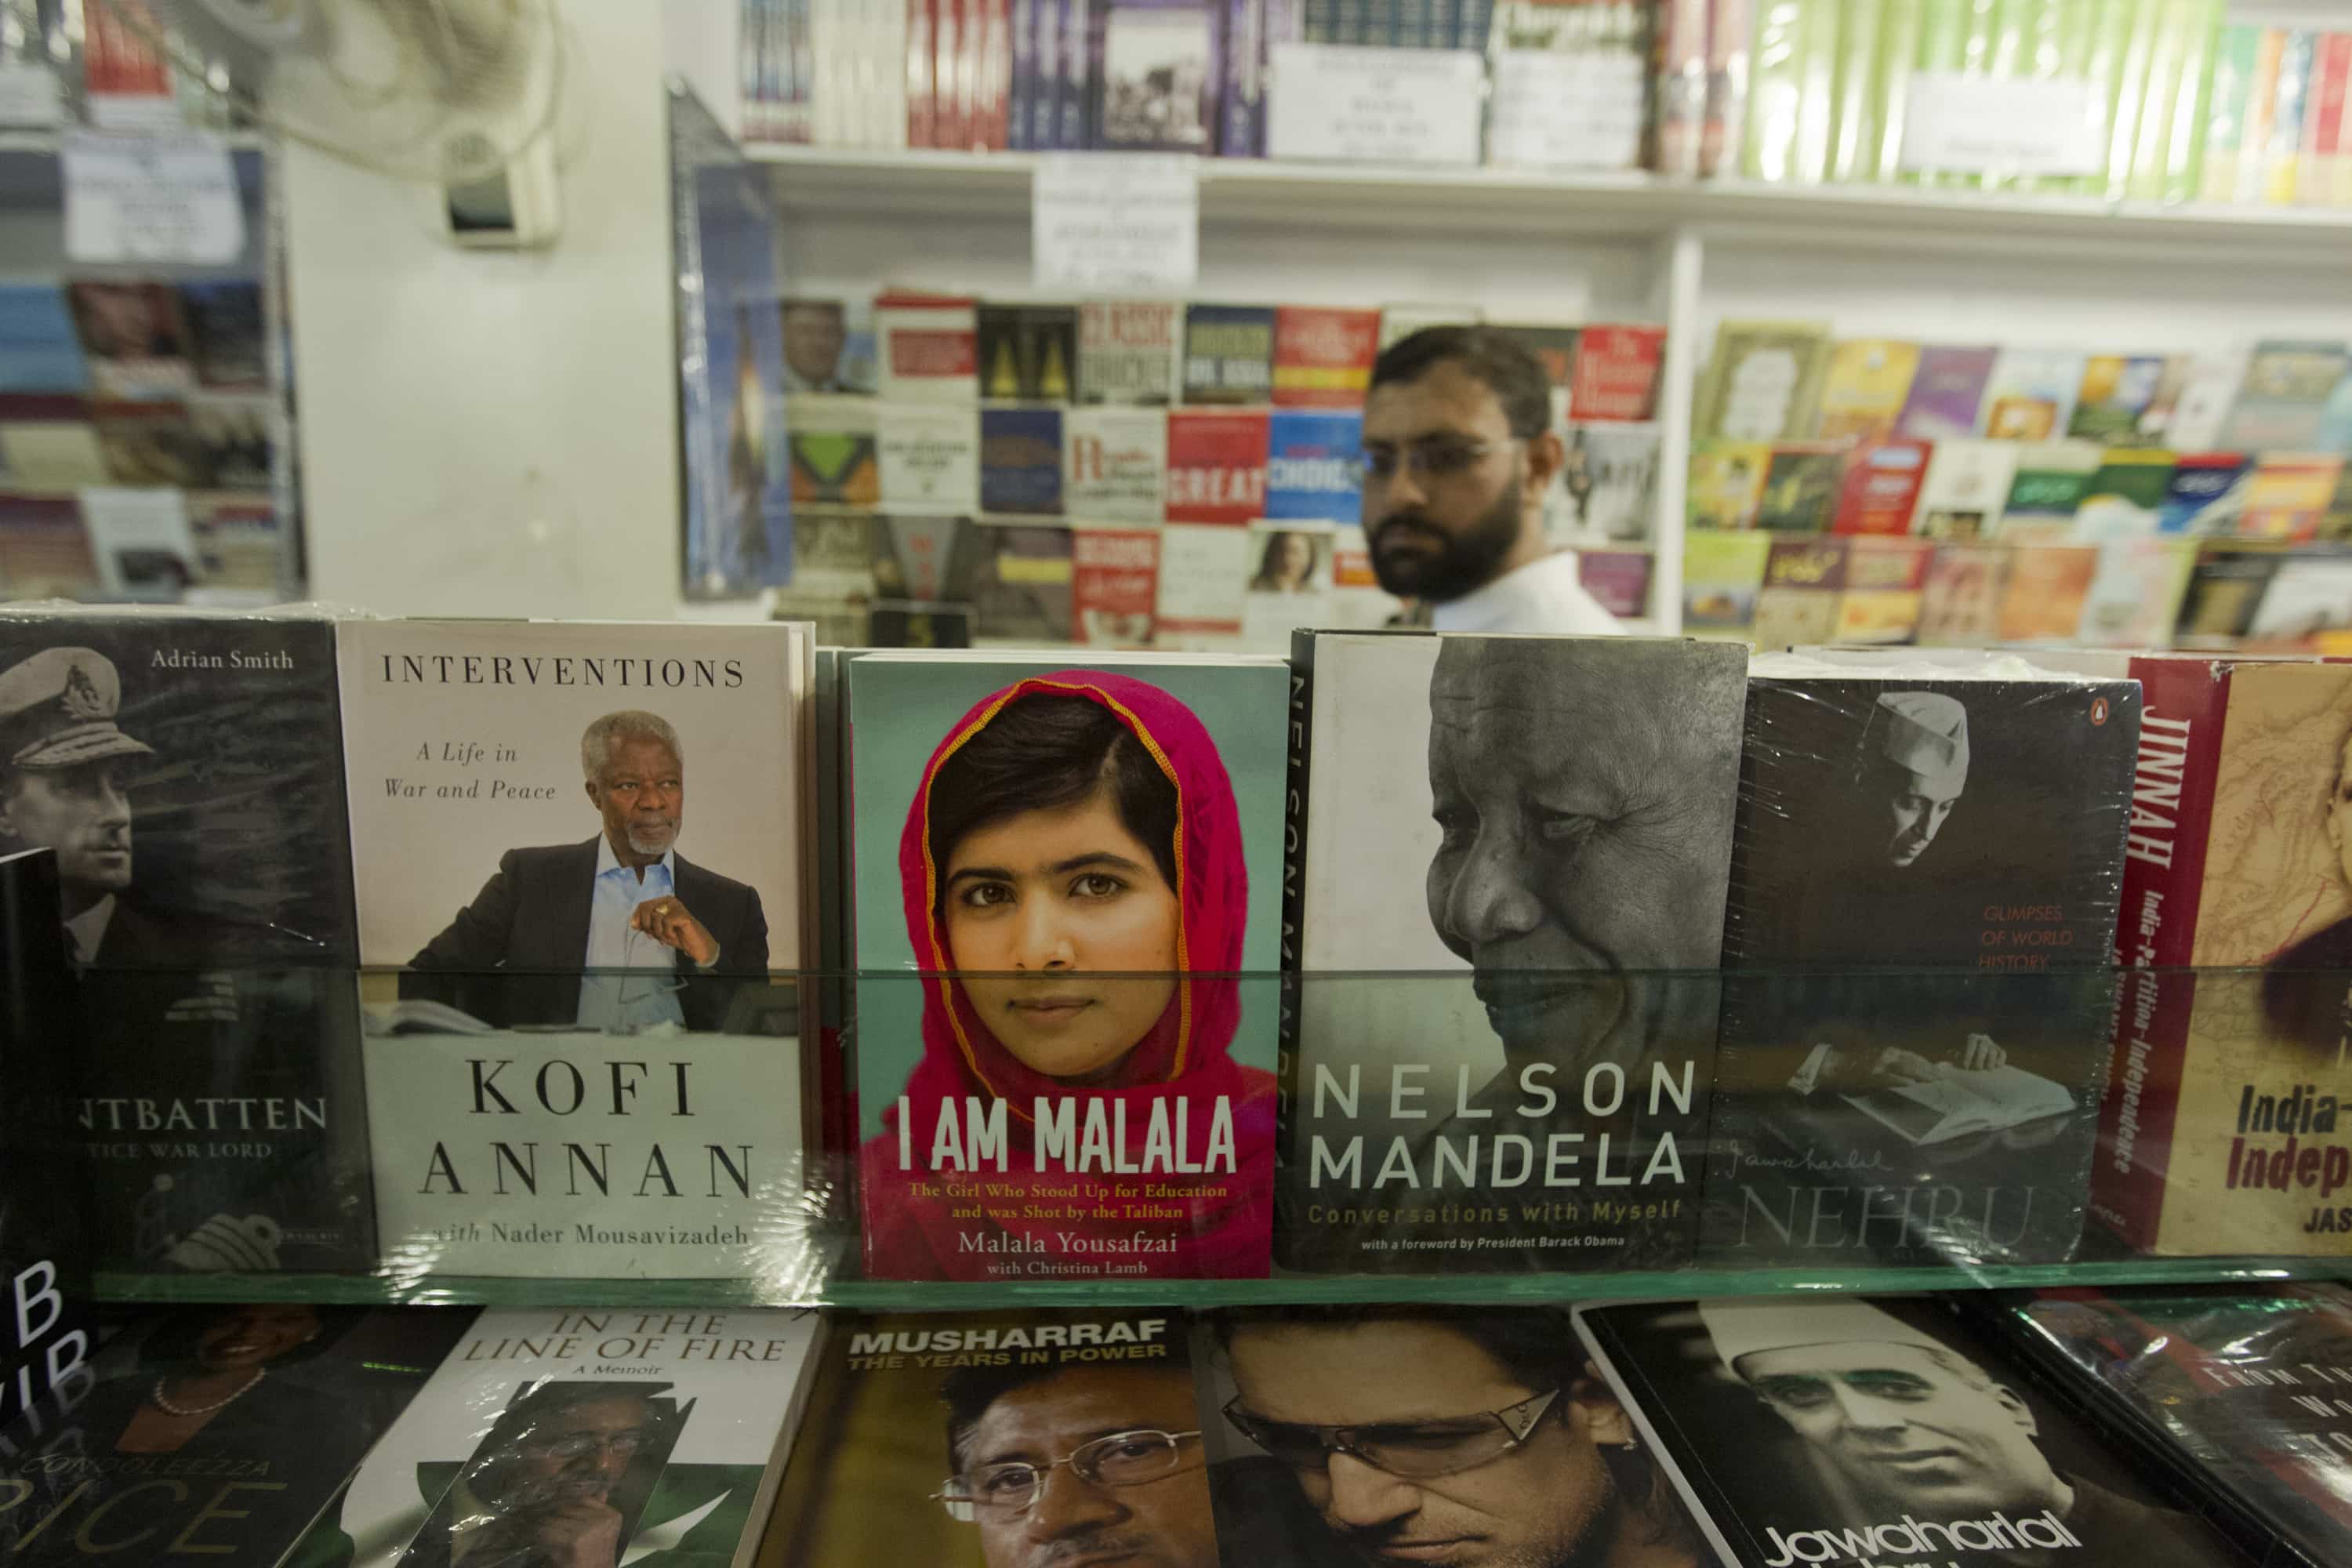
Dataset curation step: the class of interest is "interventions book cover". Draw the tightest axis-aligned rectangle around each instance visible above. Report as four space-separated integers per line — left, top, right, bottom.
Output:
1279 632 1748 1274
1576 1295 2246 1568
848 653 1288 1281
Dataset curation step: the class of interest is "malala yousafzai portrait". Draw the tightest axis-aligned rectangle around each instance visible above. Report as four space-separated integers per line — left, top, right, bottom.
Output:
849 659 1290 1282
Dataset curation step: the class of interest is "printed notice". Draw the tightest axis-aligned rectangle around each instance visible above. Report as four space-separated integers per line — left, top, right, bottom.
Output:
1267 44 1484 165
63 132 245 264
1898 74 2103 176
1033 153 1199 293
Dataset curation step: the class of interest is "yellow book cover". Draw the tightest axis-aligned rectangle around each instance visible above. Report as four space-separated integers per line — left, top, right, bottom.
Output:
1686 439 1773 527
1809 339 1922 443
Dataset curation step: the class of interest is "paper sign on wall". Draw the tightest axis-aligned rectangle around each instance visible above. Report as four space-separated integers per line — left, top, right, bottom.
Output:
63 132 244 264
1033 153 1199 293
1898 74 2103 176
1267 44 1484 165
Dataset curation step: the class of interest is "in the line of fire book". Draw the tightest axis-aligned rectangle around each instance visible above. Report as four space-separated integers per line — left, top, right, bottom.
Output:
1279 631 1749 1274
1702 653 2141 1268
848 652 1289 1281
1576 1294 2248 1568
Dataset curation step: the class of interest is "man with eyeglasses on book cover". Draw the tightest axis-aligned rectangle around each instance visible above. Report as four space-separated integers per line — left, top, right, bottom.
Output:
1362 328 1622 636
1212 1305 1703 1568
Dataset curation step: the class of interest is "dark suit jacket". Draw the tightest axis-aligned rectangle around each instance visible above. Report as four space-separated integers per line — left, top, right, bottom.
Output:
91 894 214 968
401 837 768 1031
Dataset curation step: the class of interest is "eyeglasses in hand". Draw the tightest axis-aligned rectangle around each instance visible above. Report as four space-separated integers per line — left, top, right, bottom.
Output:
1221 1388 1559 1479
932 1428 1203 1522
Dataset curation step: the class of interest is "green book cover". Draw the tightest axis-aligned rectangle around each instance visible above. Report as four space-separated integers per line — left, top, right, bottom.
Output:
1744 0 1812 179
1828 0 1883 179
1907 0 1972 183
1695 321 1835 441
2027 0 2104 192
1792 0 1841 180
2081 0 2147 197
2156 0 2222 201
2199 24 2259 201
1871 0 1927 177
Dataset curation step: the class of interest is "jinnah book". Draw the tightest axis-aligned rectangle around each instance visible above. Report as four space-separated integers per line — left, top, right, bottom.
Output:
1693 320 1832 442
1967 1283 2352 1568
1165 408 1269 525
1063 405 1168 521
1704 656 2140 1266
978 406 1065 515
877 403 982 511
1573 1295 2249 1568
786 395 880 508
875 292 980 403
848 653 1287 1279
1279 633 1746 1274
0 1305 475 1568
327 1308 822 1568
336 620 813 1033
975 303 1077 401
1269 306 1379 408
1181 303 1274 405
1076 299 1181 405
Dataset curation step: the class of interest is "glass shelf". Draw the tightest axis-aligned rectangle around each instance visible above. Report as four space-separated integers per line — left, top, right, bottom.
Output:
50 963 2352 1311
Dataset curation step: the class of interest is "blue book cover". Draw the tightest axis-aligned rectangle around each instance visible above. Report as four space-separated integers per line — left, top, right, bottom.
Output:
2154 456 2252 534
1060 0 1089 146
1264 408 1363 521
681 162 793 596
980 406 1065 514
1011 0 1035 148
0 285 89 394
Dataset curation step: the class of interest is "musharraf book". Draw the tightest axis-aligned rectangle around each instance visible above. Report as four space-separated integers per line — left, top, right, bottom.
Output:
1573 1295 2248 1568
0 1304 474 1568
1279 632 1747 1275
1703 655 2140 1267
848 652 1288 1281
336 621 814 1034
1963 1282 2352 1568
324 1307 822 1568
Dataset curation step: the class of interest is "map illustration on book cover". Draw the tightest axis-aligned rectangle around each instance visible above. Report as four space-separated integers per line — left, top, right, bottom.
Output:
1280 633 1747 1274
337 621 811 1033
0 1303 473 1567
849 654 1287 1281
1978 1283 2352 1568
1576 1296 2246 1568
325 1307 821 1568
1704 661 2140 1265
0 611 357 967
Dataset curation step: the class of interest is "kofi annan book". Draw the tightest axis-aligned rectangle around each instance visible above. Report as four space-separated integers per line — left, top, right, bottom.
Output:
336 621 815 1034
317 1307 822 1568
0 1304 474 1568
1573 1296 2247 1568
848 652 1288 1281
0 609 357 968
1702 655 2140 1269
1278 632 1748 1276
1959 1282 2352 1568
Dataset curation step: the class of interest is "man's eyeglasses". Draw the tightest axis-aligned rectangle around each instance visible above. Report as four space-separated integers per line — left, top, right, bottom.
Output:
1222 1388 1559 1479
932 1428 1202 1522
516 1427 650 1462
1356 437 1517 485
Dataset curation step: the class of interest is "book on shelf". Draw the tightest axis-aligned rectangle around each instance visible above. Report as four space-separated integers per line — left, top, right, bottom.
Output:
1915 438 2023 540
1810 338 1921 445
1828 437 1930 535
1982 348 2089 441
1754 441 1847 532
1684 527 1773 633
1181 303 1276 405
847 651 1287 1279
1278 631 1745 1273
978 406 1068 514
1064 404 1171 520
1555 423 1662 546
1491 321 1583 390
1088 0 1224 152
1693 320 1832 443
875 292 981 404
877 402 982 510
1829 535 1932 644
2154 451 2252 534
1687 437 1772 529
1076 299 1183 405
1166 406 1270 524
1270 305 1379 408
1893 344 1998 443
1568 324 1668 422
1574 1294 2254 1568
1915 543 2014 646
2217 339 2350 452
1748 535 1847 648
1071 523 1162 644
1996 543 2101 641
786 395 880 507
1263 408 1363 522
976 303 1078 401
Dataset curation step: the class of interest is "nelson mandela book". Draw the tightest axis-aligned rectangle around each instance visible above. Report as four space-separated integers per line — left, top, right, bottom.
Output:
1702 654 2140 1269
1279 632 1748 1275
1574 1295 2245 1568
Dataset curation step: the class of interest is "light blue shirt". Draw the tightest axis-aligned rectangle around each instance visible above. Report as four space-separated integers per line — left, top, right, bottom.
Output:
576 836 686 1033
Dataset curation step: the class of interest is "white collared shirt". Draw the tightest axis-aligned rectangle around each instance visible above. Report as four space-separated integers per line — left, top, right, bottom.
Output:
64 895 114 965
576 837 685 1033
1430 551 1622 636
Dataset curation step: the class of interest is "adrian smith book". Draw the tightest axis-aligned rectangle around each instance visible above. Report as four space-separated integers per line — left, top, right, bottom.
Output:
1575 1295 2245 1568
848 652 1287 1280
324 1307 822 1568
336 620 814 1033
1702 655 2140 1268
1280 632 1748 1274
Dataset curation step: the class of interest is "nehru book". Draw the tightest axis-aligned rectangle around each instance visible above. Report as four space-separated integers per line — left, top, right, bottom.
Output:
1574 1295 2249 1568
1279 631 1748 1275
848 652 1289 1281
1703 655 2140 1268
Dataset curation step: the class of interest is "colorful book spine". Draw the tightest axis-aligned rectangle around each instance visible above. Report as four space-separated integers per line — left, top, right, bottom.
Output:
2199 23 2258 201
2299 32 2350 206
1826 0 1881 182
2265 28 2315 201
2238 26 2285 201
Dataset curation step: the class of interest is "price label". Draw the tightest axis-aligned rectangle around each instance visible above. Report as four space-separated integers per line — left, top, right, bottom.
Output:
1033 154 1200 294
63 132 245 265
1267 44 1484 165
1899 74 2104 176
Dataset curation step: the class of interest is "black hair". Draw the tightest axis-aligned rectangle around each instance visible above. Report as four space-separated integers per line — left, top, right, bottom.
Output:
1368 326 1554 441
137 1302 357 1372
927 690 1179 898
1254 529 1315 587
1210 1305 1587 1398
941 1357 1192 1470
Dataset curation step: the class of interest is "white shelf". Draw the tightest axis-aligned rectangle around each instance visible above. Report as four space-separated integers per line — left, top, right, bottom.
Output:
750 145 2352 263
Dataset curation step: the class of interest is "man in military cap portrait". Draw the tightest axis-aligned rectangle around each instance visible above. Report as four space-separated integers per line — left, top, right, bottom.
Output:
1854 691 1969 869
0 644 200 964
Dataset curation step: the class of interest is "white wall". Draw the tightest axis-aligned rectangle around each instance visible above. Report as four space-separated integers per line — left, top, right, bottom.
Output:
287 4 679 620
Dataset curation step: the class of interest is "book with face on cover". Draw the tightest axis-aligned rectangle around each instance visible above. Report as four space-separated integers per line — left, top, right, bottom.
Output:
322 1308 823 1568
848 652 1288 1280
1573 1295 2249 1568
1278 633 1747 1274
0 1304 477 1568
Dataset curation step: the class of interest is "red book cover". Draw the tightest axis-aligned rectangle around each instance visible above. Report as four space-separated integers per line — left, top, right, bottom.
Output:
2304 34 2350 175
1576 550 1653 616
1165 408 1269 524
975 0 1013 149
1072 527 1161 645
934 0 968 150
1828 439 1932 535
1568 325 1668 421
1271 307 1381 409
907 0 938 147
85 0 172 100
